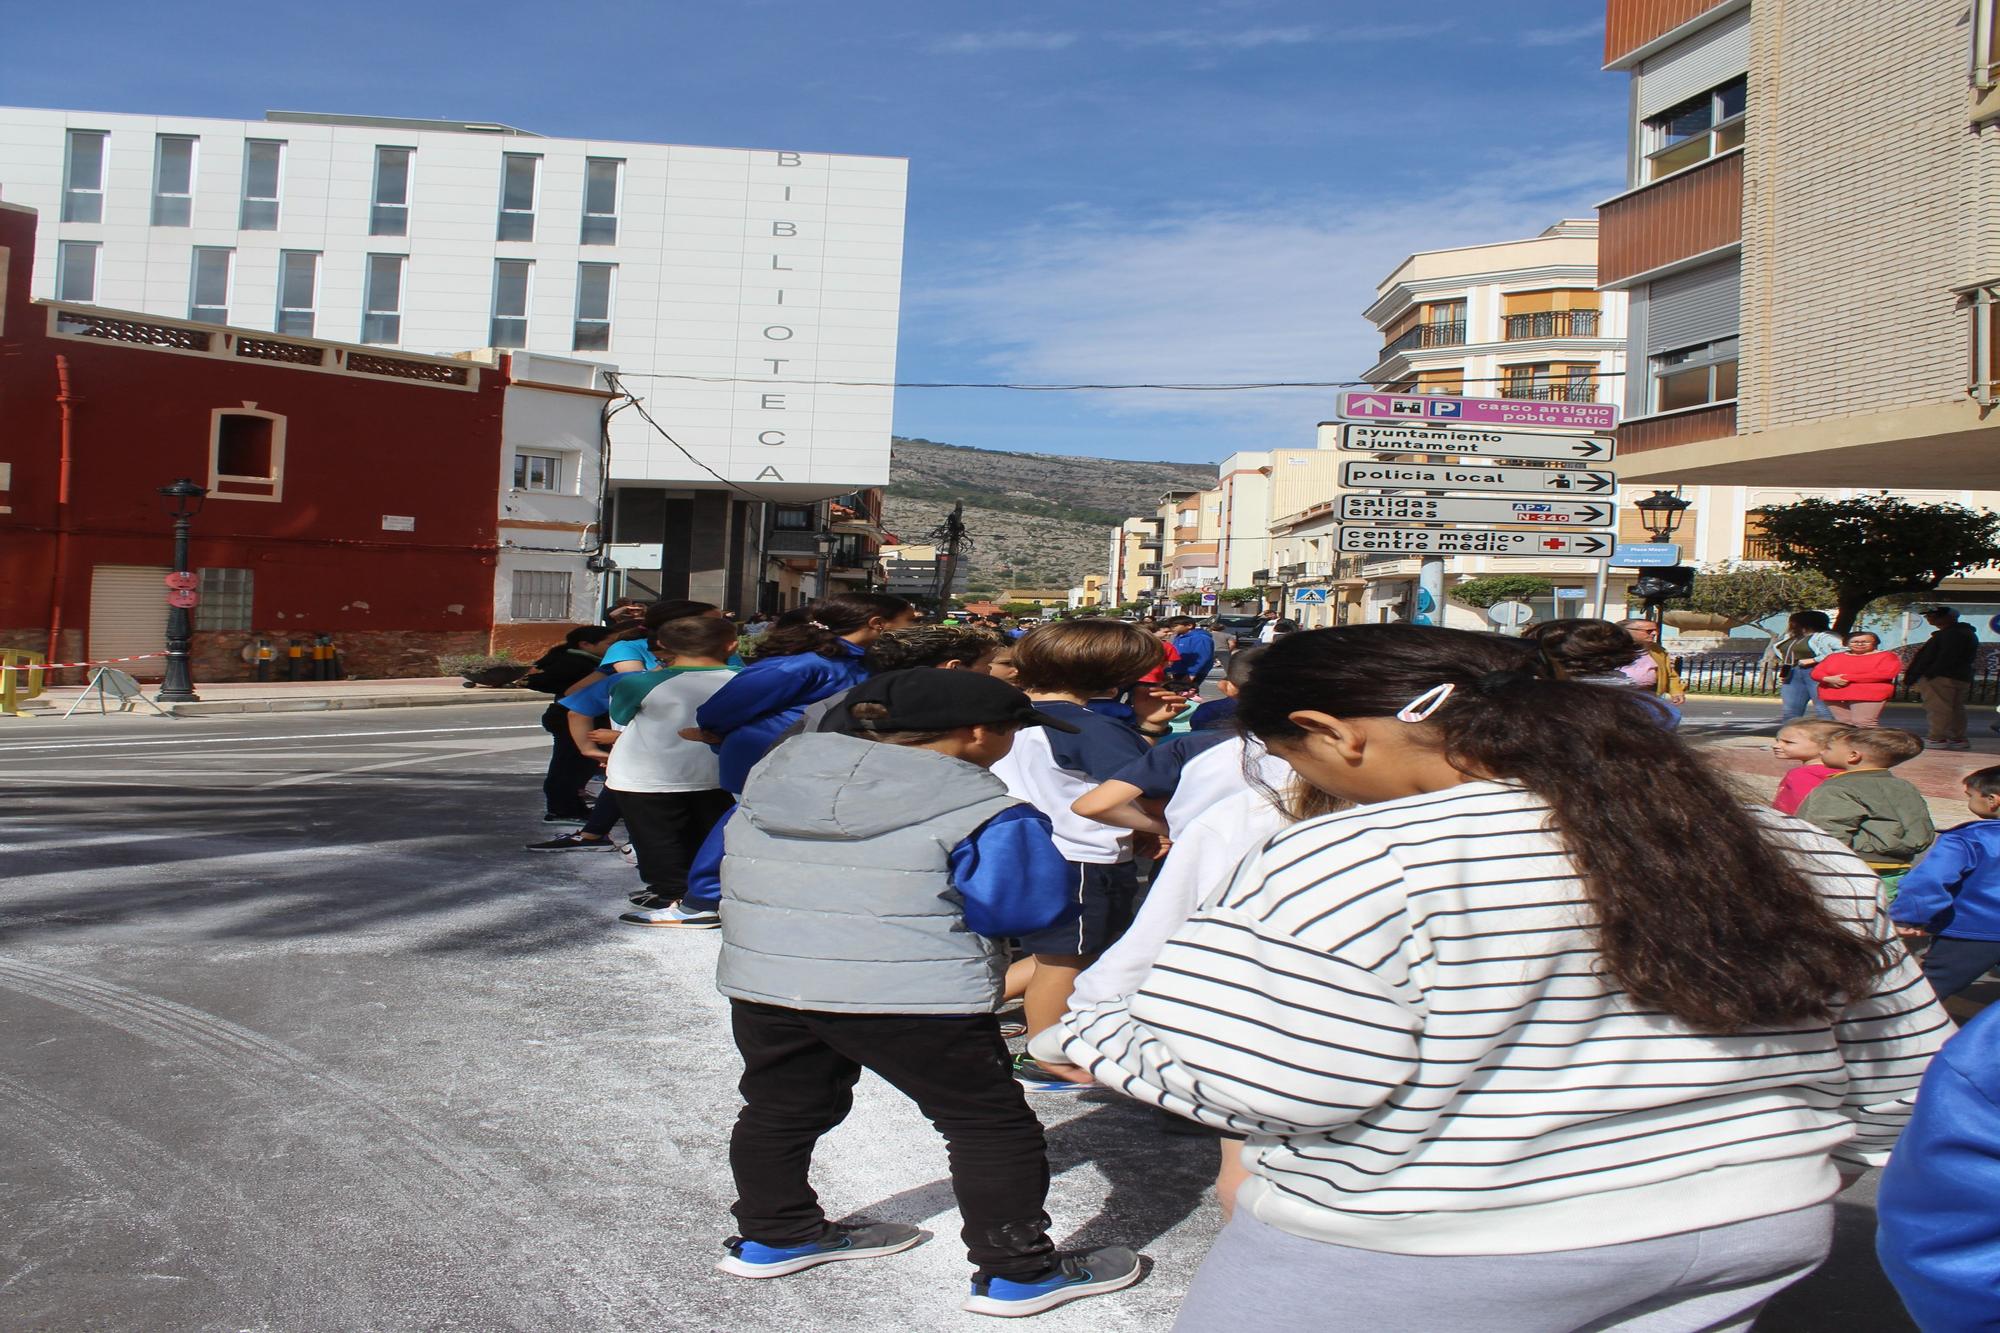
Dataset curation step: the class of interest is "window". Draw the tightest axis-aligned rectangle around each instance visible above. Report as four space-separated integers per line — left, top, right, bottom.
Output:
62 130 107 222
1741 515 1782 563
512 570 573 621
371 147 412 236
152 135 196 226
773 505 815 530
209 410 284 501
1645 76 1747 180
1502 290 1601 339
276 251 318 336
490 259 531 347
362 254 404 344
1416 367 1464 395
240 140 282 229
514 453 564 491
1652 337 1740 412
1502 363 1599 402
497 153 539 241
1978 0 2000 87
581 158 621 244
573 262 613 351
189 248 232 323
55 242 98 302
1971 285 2000 405
196 567 254 631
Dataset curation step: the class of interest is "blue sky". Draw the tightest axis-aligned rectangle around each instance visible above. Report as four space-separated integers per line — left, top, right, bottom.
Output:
5 0 1626 465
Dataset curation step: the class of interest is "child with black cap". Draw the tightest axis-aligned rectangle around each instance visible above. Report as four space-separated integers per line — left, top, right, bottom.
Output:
712 668 1143 1318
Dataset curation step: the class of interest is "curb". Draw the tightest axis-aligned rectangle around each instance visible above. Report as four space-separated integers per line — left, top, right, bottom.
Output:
163 689 544 717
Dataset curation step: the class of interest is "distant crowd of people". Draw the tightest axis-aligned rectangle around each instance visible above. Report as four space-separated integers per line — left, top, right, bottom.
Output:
499 595 1997 1327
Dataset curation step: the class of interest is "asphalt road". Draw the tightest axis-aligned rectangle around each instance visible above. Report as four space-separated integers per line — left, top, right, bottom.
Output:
0 703 1922 1331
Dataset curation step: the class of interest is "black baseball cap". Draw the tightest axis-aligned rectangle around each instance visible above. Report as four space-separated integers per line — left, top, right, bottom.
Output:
844 668 1080 733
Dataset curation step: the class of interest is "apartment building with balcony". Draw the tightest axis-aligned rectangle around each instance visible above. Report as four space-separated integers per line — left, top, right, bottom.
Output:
0 105 907 613
1601 0 2000 490
1107 516 1159 608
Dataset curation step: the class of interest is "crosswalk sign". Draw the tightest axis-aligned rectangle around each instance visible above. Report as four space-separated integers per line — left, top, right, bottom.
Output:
1291 588 1328 604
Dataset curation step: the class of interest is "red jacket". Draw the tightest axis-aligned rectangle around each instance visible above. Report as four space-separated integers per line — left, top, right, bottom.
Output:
1810 649 1901 702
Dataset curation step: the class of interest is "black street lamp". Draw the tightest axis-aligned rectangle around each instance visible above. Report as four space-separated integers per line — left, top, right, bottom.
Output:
1633 489 1691 542
1631 489 1693 627
814 528 836 600
156 478 208 703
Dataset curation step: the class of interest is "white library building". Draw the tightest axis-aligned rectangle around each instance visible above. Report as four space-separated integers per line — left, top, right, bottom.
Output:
0 106 908 609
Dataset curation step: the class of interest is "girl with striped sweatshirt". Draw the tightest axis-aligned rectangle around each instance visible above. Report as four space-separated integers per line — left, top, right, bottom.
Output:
1055 624 1952 1333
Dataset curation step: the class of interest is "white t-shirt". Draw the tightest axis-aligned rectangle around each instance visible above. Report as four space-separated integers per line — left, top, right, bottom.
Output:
605 668 736 793
1163 734 1295 840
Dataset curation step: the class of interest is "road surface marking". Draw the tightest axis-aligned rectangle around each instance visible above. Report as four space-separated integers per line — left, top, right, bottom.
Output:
0 723 540 755
261 739 543 788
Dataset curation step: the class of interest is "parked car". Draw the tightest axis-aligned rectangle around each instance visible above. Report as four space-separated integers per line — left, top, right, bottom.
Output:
1212 614 1266 648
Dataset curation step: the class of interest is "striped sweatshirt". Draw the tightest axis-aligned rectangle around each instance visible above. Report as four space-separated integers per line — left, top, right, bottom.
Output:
1059 780 1952 1256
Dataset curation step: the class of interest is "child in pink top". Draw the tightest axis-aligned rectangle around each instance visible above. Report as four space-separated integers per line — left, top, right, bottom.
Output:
1772 719 1845 815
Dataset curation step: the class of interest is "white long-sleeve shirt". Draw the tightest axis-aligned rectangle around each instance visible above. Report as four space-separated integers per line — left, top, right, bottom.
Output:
1058 780 1952 1256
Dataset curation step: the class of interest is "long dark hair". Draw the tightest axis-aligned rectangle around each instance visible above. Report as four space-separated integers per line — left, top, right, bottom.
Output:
1236 625 1890 1032
1520 617 1642 678
748 593 912 661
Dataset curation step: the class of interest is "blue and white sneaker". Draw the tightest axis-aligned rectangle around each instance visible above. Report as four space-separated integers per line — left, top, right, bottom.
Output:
962 1247 1143 1317
1013 1057 1090 1093
716 1221 927 1278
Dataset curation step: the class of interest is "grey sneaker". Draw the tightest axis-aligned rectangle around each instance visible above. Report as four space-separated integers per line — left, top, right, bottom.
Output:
619 902 720 929
717 1221 927 1278
963 1246 1144 1317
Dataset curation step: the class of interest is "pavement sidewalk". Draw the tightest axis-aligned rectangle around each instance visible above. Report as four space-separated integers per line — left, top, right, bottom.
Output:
10 676 542 720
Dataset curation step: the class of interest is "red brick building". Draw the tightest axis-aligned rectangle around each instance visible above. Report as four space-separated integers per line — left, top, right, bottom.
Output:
0 202 522 682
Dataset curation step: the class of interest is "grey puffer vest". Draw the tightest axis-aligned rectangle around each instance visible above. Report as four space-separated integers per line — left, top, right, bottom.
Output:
717 732 1024 1014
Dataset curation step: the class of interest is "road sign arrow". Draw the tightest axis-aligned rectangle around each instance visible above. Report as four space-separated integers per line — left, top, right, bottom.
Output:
1572 536 1608 555
1570 441 1607 458
1572 473 1613 493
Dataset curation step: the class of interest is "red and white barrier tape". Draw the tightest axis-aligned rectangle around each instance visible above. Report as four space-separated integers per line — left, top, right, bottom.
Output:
0 653 165 673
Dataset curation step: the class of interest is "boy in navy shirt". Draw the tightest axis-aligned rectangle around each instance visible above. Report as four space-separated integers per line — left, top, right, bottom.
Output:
1163 616 1217 690
1891 764 2000 999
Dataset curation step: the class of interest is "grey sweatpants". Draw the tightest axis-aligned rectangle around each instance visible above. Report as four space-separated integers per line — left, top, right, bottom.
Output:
1173 1203 1833 1333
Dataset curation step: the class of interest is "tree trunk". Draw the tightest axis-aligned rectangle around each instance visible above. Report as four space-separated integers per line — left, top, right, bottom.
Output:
1833 591 1875 636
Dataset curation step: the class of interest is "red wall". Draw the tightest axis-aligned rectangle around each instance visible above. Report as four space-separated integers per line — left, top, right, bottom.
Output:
0 206 510 675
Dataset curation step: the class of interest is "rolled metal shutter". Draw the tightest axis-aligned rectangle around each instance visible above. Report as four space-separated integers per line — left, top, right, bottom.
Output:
1635 7 1749 118
1646 261 1739 353
88 564 171 675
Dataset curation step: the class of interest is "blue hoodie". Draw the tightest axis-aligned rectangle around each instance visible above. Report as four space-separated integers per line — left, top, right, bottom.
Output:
1170 627 1216 681
1892 819 2000 942
694 640 869 793
1877 1005 1998 1330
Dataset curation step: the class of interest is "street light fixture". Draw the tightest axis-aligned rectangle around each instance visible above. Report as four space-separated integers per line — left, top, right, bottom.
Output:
156 477 208 703
1631 489 1694 627
1633 489 1691 542
814 528 837 599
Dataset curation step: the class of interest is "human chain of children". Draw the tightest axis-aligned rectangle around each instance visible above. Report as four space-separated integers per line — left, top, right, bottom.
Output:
506 594 1987 1328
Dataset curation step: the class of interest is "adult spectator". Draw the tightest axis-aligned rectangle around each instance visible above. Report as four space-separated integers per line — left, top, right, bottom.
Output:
1524 618 1678 729
1764 611 1843 723
1907 606 1979 750
1163 617 1216 691
1810 631 1903 728
1256 613 1281 646
1618 618 1687 706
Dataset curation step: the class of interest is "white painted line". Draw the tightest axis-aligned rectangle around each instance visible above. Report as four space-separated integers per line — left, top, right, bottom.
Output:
0 724 541 755
261 739 543 788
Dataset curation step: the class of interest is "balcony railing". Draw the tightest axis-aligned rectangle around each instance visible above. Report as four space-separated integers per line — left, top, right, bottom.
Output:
1382 320 1467 355
1500 381 1600 402
1504 310 1600 340
1138 562 1161 574
1742 534 1782 562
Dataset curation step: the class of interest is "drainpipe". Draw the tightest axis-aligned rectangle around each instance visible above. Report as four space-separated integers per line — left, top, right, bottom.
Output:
46 355 75 669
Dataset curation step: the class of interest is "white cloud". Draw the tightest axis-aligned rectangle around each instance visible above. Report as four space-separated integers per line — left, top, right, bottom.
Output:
1126 25 1324 49
909 154 1627 451
930 30 1078 54
1520 20 1605 47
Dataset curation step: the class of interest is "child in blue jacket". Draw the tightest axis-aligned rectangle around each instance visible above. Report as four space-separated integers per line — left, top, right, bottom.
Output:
1163 616 1216 690
687 594 913 793
1890 764 2000 999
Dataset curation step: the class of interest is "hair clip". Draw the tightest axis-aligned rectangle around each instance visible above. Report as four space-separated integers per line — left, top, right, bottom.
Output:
1395 682 1455 723
809 620 829 630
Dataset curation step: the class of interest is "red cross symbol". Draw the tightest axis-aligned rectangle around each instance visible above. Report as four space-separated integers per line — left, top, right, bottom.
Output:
1541 536 1569 551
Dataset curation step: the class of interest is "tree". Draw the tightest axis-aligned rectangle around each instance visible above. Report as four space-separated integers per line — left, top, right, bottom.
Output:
1656 562 1839 636
1000 602 1040 618
1174 591 1204 610
1754 497 2000 633
1448 575 1554 609
1220 587 1266 605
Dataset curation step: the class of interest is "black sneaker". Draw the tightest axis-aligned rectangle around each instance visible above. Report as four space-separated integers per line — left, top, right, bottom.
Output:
541 813 588 825
523 832 618 852
962 1247 1143 1317
629 889 676 909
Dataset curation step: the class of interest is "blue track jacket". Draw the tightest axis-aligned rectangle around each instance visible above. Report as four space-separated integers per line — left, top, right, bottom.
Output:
694 640 869 793
1892 820 2000 942
1878 1005 2000 1330
1169 628 1216 681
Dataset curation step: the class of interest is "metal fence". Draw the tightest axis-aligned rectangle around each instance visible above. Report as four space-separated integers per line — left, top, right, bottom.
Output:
1672 648 2000 704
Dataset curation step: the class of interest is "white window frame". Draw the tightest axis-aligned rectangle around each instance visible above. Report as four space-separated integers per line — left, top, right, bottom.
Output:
370 146 413 237
513 452 565 492
62 130 107 223
1969 284 2000 406
511 569 574 622
275 251 319 337
208 407 287 503
1644 76 1747 180
1978 0 1999 88
189 247 232 323
55 241 98 303
240 139 283 230
497 153 540 242
581 158 621 244
491 259 532 348
1650 337 1740 413
573 262 614 351
151 135 197 227
361 254 405 345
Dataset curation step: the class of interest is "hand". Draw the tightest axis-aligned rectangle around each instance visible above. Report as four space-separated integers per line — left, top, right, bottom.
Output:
1895 925 1928 939
1824 676 1850 688
1131 685 1187 729
679 726 722 745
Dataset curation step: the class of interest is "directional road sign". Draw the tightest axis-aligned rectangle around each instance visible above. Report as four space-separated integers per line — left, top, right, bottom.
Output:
1333 392 1619 433
1610 543 1683 567
1337 494 1614 528
1337 527 1611 558
1337 424 1615 463
1340 460 1617 495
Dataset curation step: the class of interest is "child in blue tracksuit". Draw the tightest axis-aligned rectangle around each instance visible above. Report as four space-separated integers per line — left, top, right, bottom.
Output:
688 594 913 793
1163 617 1216 690
1890 763 2000 999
